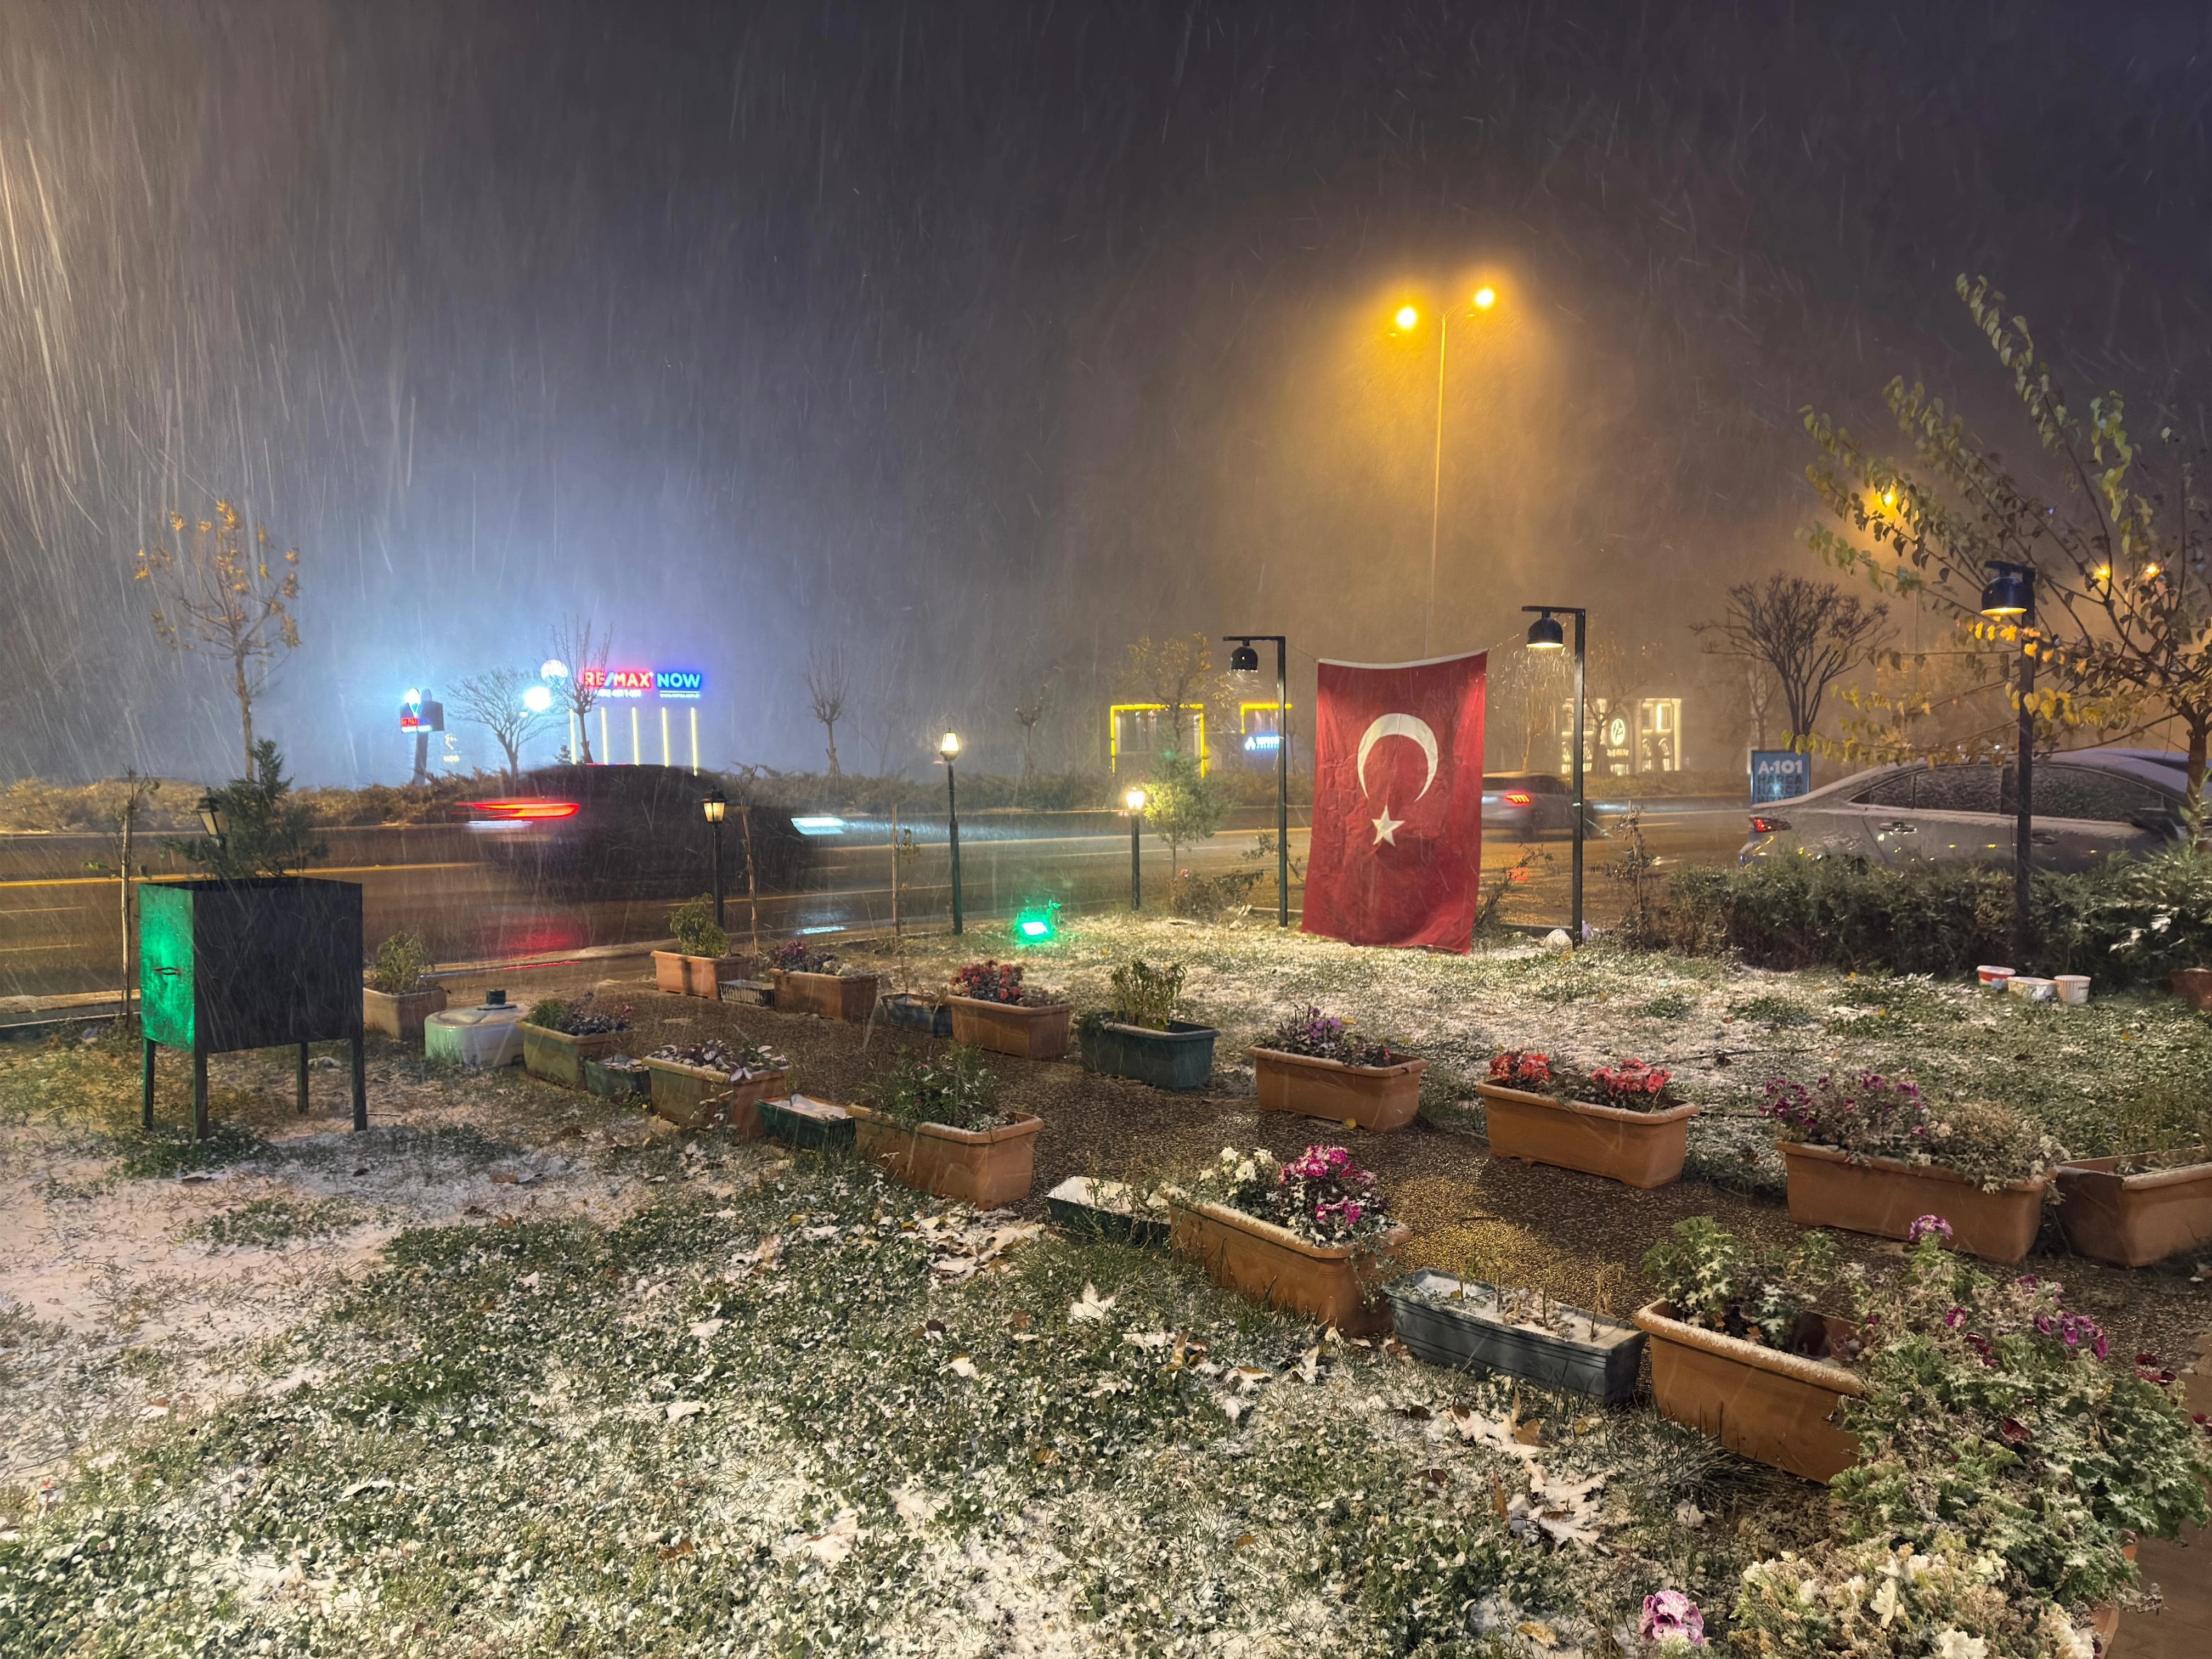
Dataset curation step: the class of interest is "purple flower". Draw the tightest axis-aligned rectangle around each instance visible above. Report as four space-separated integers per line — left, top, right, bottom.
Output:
1943 1307 1966 1329
1907 1215 1954 1246
1638 1590 1706 1645
2035 1314 2056 1336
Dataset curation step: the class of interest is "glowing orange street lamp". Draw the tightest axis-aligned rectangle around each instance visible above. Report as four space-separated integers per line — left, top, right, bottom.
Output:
1396 287 1503 653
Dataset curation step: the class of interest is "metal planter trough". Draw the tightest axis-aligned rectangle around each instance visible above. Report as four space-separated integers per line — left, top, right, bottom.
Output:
1386 1270 1647 1406
878 994 952 1037
1045 1176 1170 1248
760 1093 856 1153
1084 1019 1218 1091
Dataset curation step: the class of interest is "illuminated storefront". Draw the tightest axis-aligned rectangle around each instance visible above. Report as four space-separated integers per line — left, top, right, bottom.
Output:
1107 703 1211 776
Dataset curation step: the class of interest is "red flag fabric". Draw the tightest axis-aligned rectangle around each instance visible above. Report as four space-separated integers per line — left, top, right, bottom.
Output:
1301 651 1486 952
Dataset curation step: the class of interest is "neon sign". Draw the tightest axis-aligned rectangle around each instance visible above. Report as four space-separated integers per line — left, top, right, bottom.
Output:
578 667 705 701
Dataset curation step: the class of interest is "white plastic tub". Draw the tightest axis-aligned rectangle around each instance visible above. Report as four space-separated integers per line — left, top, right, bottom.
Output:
425 1006 524 1067
2007 976 2057 1003
2053 974 2092 1006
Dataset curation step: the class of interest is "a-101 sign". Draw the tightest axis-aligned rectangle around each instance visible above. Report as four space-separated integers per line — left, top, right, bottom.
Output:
578 668 704 700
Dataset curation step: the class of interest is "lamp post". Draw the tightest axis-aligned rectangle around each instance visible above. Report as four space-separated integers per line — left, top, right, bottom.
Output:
1125 786 1147 911
1396 286 1499 656
702 788 727 926
1523 605 1586 945
1980 561 2036 961
1224 634 1291 926
196 793 229 876
940 731 964 935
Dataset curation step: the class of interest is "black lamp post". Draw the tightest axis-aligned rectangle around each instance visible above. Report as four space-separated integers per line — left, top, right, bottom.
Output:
196 793 229 876
1125 786 1147 910
1980 561 2036 961
1523 605 1587 945
702 788 727 926
940 731 964 935
1224 634 1291 926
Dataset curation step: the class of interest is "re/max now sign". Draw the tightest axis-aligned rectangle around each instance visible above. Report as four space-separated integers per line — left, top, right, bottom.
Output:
580 668 704 700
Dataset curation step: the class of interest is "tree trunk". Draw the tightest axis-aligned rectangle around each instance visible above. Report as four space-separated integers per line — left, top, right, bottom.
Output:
499 735 521 789
575 702 594 764
2190 720 2209 849
236 658 256 776
824 721 840 777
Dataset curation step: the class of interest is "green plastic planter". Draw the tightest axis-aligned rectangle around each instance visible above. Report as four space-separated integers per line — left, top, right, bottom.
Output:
1084 1019 1217 1092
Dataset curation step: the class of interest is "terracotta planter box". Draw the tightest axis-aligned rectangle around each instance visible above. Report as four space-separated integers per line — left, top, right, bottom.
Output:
1251 1047 1428 1132
947 996 1073 1060
2171 968 2212 1011
362 985 448 1042
850 1103 1042 1206
653 951 755 999
1778 1141 2048 1264
519 1023 618 1088
2056 1149 2212 1267
643 1057 790 1135
1085 1019 1218 1091
772 970 881 1022
1168 1194 1408 1336
1474 1082 1696 1189
1635 1301 1865 1483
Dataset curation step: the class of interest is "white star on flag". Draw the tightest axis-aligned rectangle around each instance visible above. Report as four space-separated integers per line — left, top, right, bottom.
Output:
1370 804 1402 845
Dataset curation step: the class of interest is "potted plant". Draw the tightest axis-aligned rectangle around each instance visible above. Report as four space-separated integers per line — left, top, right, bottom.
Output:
642 1037 791 1133
1080 960 1217 1091
362 930 447 1041
1045 1176 1172 1248
1250 1006 1427 1132
582 1053 649 1102
849 1046 1042 1205
518 995 632 1087
1634 1217 1866 1482
1167 1145 1408 1336
945 959 1073 1060
1474 1050 1699 1189
2055 1144 2212 1267
651 895 753 1000
877 992 952 1036
1386 1271 1646 1404
1762 1071 2063 1263
767 938 881 1023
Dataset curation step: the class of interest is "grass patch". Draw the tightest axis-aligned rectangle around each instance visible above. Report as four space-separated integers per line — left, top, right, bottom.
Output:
110 1120 266 1180
184 1194 371 1250
1729 995 1819 1028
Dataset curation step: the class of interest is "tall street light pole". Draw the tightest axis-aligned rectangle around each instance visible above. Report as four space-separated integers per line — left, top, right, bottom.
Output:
1224 635 1291 926
1524 605 1587 945
1980 562 2037 962
1397 287 1498 657
702 788 727 926
940 730 964 935
1125 786 1147 911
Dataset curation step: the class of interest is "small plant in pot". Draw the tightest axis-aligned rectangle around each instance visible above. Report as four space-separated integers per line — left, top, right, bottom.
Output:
768 936 880 1022
1250 1005 1426 1132
1080 958 1217 1091
652 896 748 998
1762 1069 2065 1262
362 930 447 1042
945 958 1073 1060
1169 1144 1408 1334
519 994 633 1088
849 1044 1041 1206
642 1036 791 1133
1475 1048 1699 1189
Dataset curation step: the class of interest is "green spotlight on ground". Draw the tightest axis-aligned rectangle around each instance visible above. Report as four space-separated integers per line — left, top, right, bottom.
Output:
1013 902 1060 943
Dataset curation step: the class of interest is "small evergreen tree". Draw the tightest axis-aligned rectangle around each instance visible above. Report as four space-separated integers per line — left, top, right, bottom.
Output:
166 741 329 879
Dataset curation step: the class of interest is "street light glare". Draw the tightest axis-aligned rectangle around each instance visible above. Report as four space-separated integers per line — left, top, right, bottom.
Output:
1125 787 1147 812
1394 305 1419 331
939 731 961 758
1471 286 1496 311
521 684 554 713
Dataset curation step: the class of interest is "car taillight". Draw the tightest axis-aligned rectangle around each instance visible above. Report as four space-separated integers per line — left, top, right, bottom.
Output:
1748 815 1790 834
461 799 580 822
1504 791 1533 805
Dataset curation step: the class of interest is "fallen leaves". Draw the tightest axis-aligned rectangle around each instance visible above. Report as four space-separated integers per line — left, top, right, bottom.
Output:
1068 1283 1116 1324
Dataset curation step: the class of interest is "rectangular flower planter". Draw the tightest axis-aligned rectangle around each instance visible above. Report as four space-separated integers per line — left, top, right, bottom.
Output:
850 1103 1043 1207
947 995 1073 1061
760 1094 855 1153
1776 1141 2047 1265
1085 1019 1218 1091
362 985 448 1043
1167 1194 1408 1337
520 1023 617 1088
1634 1301 1865 1483
583 1057 648 1102
1474 1082 1696 1189
643 1056 790 1135
2055 1149 2212 1268
879 994 953 1037
1386 1270 1646 1404
1252 1047 1428 1133
772 970 881 1023
1046 1176 1171 1248
652 951 755 999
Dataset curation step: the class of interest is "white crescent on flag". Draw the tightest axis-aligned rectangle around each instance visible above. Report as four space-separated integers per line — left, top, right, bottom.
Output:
1356 713 1440 800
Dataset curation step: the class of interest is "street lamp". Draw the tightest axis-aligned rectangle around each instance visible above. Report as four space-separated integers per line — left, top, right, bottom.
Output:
1224 634 1291 927
1524 605 1587 946
1125 786 1147 911
702 788 727 927
1980 561 2036 961
940 731 964 936
196 793 228 847
1395 287 1502 655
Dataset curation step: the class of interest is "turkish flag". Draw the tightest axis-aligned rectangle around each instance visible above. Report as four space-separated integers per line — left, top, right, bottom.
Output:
1301 651 1486 952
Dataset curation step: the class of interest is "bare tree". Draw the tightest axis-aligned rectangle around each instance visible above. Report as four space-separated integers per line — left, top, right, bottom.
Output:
1012 681 1051 784
454 669 555 786
1120 634 1217 755
1745 662 1779 751
1694 574 1892 742
81 772 161 1031
805 651 849 777
546 616 611 763
134 499 301 774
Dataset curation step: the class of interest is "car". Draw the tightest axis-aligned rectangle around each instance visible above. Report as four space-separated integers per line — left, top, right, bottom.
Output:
1737 747 2193 873
458 765 812 895
1481 772 1588 839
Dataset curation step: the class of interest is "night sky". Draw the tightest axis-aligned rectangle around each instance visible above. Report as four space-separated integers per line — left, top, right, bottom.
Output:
3 1 2208 783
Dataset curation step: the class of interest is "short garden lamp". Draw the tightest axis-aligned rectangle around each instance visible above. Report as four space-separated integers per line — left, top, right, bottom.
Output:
196 793 228 846
940 732 964 935
1522 604 1588 946
1223 632 1292 927
702 788 728 926
1979 561 2037 960
1125 786 1147 911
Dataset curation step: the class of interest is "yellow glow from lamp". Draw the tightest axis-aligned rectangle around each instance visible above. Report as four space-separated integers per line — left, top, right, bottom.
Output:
1472 286 1497 311
1393 305 1419 331
1125 787 1147 812
939 731 961 759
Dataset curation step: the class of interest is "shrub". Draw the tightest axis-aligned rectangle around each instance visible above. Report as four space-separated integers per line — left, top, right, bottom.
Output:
870 1045 1008 1133
952 960 1057 1006
1760 1071 2067 1190
1186 1144 1397 1249
646 1038 783 1079
1261 1006 1399 1068
1485 1049 1684 1113
665 895 727 959
769 938 840 974
1640 1216 1843 1355
1107 958 1184 1030
369 932 433 995
524 995 630 1036
163 741 328 879
1167 866 1260 920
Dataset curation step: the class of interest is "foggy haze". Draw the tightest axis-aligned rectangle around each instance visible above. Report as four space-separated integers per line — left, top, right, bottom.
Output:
3 0 2208 786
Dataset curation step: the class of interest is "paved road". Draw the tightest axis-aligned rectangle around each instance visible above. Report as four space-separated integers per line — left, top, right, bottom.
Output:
0 800 1757 1002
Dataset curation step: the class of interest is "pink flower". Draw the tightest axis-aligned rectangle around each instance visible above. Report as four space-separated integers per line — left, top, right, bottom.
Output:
1638 1590 1705 1645
1906 1214 1953 1246
1341 1201 1363 1225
